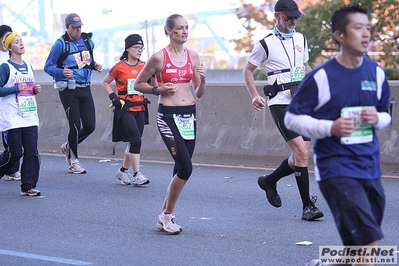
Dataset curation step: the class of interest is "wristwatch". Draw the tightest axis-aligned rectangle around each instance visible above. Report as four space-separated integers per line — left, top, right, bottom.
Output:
152 85 159 96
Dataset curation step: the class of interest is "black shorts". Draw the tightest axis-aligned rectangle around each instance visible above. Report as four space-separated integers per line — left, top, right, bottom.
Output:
269 104 310 142
318 177 385 245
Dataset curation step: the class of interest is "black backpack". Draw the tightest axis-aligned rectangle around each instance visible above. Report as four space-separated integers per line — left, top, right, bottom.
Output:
56 32 95 69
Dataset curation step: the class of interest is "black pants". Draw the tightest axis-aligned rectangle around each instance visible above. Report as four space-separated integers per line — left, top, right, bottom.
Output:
118 110 145 154
59 87 96 159
0 126 40 191
2 131 20 174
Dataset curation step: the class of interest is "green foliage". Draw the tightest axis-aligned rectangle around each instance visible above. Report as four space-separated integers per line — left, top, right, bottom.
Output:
233 2 275 53
385 68 399 80
365 0 399 68
236 0 399 73
297 0 399 69
295 0 345 68
253 69 268 80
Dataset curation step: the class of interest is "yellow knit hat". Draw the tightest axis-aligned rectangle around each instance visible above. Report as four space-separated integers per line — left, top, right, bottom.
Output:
3 32 19 49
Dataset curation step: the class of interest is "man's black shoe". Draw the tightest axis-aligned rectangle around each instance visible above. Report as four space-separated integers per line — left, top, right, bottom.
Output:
302 203 324 221
257 175 282 208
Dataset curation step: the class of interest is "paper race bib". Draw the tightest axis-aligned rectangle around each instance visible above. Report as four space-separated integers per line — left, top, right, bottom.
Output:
17 81 37 114
340 106 373 145
173 114 195 140
290 65 305 82
73 50 91 69
127 78 142 95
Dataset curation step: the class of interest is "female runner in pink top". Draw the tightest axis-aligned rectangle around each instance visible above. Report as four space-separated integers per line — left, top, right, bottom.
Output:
135 14 206 234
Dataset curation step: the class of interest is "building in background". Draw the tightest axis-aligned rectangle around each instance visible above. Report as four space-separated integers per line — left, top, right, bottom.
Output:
0 0 257 70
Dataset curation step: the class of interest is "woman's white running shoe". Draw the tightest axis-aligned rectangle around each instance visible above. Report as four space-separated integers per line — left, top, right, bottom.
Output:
132 172 149 186
68 162 86 174
157 213 182 234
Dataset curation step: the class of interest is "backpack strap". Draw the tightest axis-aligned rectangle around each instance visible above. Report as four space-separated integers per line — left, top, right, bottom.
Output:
259 39 269 59
259 33 273 59
299 32 307 50
81 32 95 69
56 33 70 68
56 32 95 69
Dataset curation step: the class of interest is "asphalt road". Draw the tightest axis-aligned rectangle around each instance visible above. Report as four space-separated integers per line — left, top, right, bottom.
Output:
1 154 398 266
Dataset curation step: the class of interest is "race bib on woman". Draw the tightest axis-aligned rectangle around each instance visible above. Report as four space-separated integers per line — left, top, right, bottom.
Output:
16 81 37 114
173 114 195 140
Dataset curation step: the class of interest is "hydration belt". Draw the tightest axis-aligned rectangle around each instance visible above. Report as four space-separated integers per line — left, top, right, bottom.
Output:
263 80 301 98
267 68 290 76
76 82 90 88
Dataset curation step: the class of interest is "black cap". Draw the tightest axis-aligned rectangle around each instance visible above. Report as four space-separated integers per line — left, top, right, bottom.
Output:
0 25 12 38
124 34 143 49
275 0 303 17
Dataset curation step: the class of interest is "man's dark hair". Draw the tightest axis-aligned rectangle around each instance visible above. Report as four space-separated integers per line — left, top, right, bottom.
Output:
331 3 368 35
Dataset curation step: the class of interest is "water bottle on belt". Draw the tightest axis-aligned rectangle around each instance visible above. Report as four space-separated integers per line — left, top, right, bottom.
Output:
53 80 67 91
68 78 76 90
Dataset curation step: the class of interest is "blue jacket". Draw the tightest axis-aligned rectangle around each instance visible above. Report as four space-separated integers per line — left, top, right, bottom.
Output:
44 32 96 84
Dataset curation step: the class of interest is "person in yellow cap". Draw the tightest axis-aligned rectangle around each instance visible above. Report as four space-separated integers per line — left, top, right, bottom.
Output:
0 24 22 181
0 32 42 196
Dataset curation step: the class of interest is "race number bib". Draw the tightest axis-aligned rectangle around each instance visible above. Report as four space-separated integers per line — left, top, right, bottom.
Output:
290 65 305 82
127 78 142 95
173 114 195 140
73 50 91 69
17 81 37 114
340 106 373 145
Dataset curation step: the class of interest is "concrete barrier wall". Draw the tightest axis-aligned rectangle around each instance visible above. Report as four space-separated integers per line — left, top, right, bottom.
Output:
35 70 399 172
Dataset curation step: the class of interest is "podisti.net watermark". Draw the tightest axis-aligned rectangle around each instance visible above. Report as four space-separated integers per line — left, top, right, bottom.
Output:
319 246 397 265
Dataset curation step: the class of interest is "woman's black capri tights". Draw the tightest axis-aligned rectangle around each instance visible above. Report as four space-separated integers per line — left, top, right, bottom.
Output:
157 105 196 181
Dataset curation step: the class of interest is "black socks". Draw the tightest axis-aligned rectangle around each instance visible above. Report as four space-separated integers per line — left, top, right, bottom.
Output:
294 166 311 208
267 158 294 185
266 159 312 208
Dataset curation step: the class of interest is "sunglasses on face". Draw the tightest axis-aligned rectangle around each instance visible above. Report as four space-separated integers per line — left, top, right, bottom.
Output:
279 13 301 22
